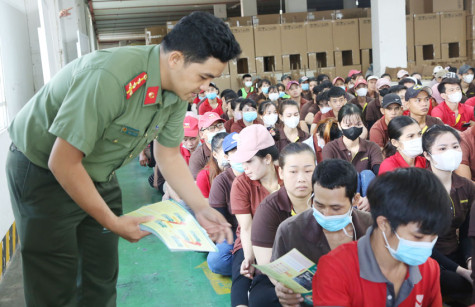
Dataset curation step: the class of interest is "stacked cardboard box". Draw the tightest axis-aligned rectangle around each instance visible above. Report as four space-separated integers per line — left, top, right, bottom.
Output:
414 13 441 64
467 0 475 59
145 26 167 45
254 24 283 74
281 23 308 72
359 18 372 74
440 11 466 60
333 19 361 78
306 20 334 71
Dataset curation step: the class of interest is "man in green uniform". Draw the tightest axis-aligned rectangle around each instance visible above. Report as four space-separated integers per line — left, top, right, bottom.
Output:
5 12 241 306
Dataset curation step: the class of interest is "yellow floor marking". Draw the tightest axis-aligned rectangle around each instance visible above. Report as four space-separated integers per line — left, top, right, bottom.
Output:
195 261 231 295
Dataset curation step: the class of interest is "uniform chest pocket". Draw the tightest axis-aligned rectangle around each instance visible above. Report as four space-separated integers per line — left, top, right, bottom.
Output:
103 123 143 148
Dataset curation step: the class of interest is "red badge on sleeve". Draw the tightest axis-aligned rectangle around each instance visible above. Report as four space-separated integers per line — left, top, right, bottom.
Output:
144 86 159 105
125 72 148 99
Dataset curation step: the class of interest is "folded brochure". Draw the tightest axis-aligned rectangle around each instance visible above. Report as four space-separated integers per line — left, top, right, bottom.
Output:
254 248 316 305
125 200 218 252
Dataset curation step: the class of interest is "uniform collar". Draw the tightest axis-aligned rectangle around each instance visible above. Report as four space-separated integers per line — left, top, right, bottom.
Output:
451 172 465 189
276 186 292 212
337 137 368 152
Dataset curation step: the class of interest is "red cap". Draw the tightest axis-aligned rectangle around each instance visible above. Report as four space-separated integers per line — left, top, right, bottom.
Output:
198 112 225 130
286 81 299 90
354 79 367 88
183 116 199 137
348 69 361 77
230 124 276 164
332 77 345 85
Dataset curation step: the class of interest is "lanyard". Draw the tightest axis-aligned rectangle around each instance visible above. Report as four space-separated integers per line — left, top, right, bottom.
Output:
455 113 462 125
421 125 428 134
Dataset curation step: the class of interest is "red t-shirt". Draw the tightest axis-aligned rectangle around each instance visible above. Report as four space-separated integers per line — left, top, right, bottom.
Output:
198 98 223 116
379 151 426 175
179 143 192 165
431 101 474 131
313 238 442 307
196 167 211 198
465 96 475 108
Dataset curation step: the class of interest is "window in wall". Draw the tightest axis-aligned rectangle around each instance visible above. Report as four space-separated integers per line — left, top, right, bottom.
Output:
0 53 7 131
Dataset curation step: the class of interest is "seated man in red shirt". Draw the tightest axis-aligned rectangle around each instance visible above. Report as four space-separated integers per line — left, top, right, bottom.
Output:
404 85 443 134
313 168 452 307
431 78 475 131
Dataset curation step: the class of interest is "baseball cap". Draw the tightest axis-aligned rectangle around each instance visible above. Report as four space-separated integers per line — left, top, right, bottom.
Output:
183 116 199 137
222 132 238 153
367 75 378 81
433 65 444 75
397 69 409 79
348 69 361 77
332 77 344 84
287 80 299 90
198 112 225 130
230 125 275 164
354 79 367 88
381 93 402 108
281 74 291 81
459 64 474 75
435 69 449 79
376 78 391 90
208 82 219 91
405 85 432 101
299 76 309 83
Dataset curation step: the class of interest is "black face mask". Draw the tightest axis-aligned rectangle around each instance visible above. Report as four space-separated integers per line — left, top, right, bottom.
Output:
342 127 363 141
379 88 390 97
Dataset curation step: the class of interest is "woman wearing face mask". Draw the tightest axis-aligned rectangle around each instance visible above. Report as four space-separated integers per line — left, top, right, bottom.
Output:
229 124 281 307
303 117 342 163
231 99 262 134
275 100 310 153
310 91 332 135
207 132 243 276
379 115 425 175
258 101 280 140
196 132 228 199
422 125 475 304
276 83 290 99
348 79 374 122
323 104 382 198
267 86 281 104
247 143 316 307
254 79 272 104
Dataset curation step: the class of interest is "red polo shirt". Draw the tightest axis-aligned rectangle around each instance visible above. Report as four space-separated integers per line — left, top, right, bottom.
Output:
179 143 192 165
379 151 426 175
313 228 443 307
196 167 211 198
369 116 389 148
198 98 224 116
431 101 474 131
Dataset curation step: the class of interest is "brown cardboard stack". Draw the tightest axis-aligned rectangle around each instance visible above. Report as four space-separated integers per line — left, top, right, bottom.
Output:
467 0 475 59
359 18 372 74
281 23 308 72
440 11 466 60
406 0 432 14
407 16 415 61
433 0 463 12
254 24 283 73
229 26 256 74
333 19 361 78
414 13 441 63
145 26 167 45
306 20 335 71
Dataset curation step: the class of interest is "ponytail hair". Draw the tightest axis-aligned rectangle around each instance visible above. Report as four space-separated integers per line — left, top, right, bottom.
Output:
383 116 418 157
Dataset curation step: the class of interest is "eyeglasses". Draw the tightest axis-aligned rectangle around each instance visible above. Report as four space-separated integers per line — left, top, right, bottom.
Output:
205 122 224 132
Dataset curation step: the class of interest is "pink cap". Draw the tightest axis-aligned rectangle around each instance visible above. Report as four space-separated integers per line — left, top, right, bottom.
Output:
332 76 344 84
183 116 199 137
397 69 409 79
286 81 299 90
354 79 367 88
198 112 225 130
348 69 361 77
376 78 391 90
431 83 444 104
230 124 275 164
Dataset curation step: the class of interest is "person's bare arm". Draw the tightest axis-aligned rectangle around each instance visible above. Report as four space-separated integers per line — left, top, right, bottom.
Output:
48 137 152 242
455 164 474 183
154 140 232 244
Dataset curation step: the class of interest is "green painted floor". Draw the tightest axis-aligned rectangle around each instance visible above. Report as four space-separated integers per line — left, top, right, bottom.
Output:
116 159 231 307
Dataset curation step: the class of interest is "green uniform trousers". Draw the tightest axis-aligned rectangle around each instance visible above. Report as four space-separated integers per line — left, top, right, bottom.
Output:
6 144 122 307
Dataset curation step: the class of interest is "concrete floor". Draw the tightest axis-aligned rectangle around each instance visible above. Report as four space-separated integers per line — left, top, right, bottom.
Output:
0 252 25 307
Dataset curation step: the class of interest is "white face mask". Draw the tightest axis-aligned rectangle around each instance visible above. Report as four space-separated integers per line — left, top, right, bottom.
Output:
320 106 332 114
464 74 474 84
268 93 279 101
348 84 355 89
263 113 278 126
356 88 368 97
317 138 326 149
447 91 463 104
283 116 300 129
430 149 463 172
244 81 253 88
400 137 423 158
339 86 346 91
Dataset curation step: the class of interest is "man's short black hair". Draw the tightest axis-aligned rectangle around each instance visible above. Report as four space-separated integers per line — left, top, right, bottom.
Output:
398 78 416 86
327 86 346 99
316 74 330 84
389 85 407 94
239 98 257 110
162 11 241 63
242 74 252 80
314 80 332 95
312 159 358 201
221 89 238 100
381 73 391 79
367 168 451 235
437 78 461 94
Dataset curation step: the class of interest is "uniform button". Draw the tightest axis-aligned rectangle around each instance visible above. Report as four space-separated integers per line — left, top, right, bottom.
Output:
113 139 118 143
144 133 148 137
387 295 392 300
129 154 133 158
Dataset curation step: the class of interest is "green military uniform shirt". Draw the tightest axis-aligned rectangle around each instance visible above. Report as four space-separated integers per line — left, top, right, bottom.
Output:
9 45 188 182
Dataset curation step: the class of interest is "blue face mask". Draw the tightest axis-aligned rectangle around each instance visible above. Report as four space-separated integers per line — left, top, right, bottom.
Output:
279 91 285 98
243 111 258 122
262 87 269 94
382 230 437 266
230 161 244 173
312 207 352 232
301 83 310 91
206 92 217 100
